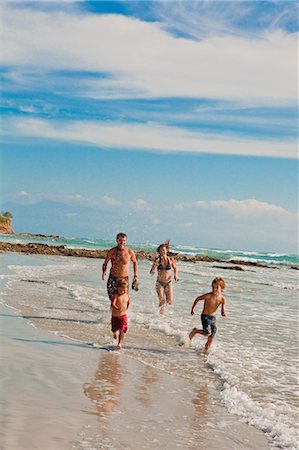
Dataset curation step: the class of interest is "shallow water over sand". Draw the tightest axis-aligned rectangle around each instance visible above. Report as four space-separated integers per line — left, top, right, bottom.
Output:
1 252 298 449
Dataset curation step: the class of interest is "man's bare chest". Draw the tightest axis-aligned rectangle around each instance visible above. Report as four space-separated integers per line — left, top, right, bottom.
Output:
112 250 130 265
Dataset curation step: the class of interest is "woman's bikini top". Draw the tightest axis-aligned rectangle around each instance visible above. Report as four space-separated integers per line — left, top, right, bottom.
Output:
157 256 171 271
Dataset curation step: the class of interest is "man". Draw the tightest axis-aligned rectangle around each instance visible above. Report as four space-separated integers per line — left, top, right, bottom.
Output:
102 232 138 301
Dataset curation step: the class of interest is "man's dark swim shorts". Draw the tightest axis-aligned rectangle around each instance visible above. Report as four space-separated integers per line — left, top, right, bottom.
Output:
201 313 217 338
107 274 128 300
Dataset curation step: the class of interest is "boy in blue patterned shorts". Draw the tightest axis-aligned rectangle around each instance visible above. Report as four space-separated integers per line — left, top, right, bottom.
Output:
189 277 227 352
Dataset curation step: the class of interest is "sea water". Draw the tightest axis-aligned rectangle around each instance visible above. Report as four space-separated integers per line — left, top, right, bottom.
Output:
1 233 298 267
0 240 298 449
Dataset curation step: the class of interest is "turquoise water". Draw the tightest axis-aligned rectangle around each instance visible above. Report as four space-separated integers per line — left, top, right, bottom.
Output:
1 233 298 267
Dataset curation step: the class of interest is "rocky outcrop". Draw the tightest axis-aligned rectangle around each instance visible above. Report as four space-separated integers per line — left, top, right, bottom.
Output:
17 233 60 239
0 219 13 235
212 265 245 271
0 241 287 269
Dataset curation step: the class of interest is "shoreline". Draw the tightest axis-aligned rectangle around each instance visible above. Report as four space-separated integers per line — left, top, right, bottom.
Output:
1 252 271 450
0 240 292 270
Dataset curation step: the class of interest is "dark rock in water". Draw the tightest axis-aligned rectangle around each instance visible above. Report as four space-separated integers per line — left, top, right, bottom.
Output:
17 233 60 239
213 265 245 271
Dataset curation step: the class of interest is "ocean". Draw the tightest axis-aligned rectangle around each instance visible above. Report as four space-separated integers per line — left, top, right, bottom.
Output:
1 233 298 267
1 235 298 449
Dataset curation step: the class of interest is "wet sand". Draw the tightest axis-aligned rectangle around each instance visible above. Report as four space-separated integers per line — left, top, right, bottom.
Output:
1 298 270 450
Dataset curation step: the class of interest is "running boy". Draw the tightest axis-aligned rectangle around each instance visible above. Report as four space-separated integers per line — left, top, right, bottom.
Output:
111 279 130 350
189 277 227 351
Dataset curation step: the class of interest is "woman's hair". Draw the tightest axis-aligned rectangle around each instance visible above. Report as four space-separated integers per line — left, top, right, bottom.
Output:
157 240 170 254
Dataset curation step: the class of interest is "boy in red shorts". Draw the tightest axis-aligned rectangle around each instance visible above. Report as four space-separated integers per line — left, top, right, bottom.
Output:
111 279 130 350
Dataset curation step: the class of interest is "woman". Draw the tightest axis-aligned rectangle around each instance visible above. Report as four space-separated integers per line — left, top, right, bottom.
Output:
150 242 178 314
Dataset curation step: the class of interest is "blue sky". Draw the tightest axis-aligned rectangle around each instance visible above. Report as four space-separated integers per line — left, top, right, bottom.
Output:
0 1 298 252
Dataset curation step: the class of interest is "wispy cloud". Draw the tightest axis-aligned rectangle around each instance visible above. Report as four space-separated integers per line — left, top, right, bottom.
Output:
14 190 29 198
1 4 297 103
193 199 287 216
3 117 296 158
145 1 298 40
130 198 151 211
175 197 289 215
101 195 120 206
12 191 88 205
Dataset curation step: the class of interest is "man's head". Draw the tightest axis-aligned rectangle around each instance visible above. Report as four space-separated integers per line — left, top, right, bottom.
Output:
212 277 225 291
116 232 127 249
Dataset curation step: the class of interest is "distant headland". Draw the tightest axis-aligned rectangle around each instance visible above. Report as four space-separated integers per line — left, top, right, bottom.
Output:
0 211 14 235
0 211 59 239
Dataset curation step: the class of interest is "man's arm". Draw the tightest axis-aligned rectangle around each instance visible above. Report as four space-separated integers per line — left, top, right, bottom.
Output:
221 296 227 317
102 249 112 280
130 250 138 279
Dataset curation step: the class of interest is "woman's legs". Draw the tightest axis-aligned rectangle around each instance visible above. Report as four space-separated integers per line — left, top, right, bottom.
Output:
164 282 173 305
156 281 173 314
156 282 166 314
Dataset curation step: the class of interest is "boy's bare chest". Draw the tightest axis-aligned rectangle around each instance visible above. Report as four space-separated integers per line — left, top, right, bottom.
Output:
205 295 221 313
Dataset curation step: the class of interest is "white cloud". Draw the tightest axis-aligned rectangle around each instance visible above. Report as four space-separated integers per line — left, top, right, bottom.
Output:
15 190 29 197
152 218 161 225
150 1 297 41
1 4 297 103
174 203 185 211
12 191 87 205
130 198 151 211
3 117 297 158
53 193 86 203
12 191 34 204
179 222 193 228
101 195 120 206
163 197 297 252
194 198 287 216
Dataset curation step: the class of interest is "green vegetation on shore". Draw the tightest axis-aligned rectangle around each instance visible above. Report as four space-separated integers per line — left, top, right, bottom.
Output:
0 211 13 224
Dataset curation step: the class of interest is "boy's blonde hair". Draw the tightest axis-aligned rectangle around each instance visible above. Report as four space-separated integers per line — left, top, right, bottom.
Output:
212 277 225 289
117 279 128 289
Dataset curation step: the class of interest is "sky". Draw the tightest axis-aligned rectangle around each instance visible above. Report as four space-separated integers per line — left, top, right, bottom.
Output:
0 0 298 252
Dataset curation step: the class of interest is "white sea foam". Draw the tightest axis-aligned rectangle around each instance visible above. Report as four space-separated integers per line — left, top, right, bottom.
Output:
2 254 298 449
220 382 298 449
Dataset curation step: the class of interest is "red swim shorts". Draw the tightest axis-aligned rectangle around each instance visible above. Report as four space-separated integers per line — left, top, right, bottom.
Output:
111 314 128 333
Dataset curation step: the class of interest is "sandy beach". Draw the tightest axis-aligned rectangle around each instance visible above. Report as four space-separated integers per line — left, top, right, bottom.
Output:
1 302 270 450
0 252 274 450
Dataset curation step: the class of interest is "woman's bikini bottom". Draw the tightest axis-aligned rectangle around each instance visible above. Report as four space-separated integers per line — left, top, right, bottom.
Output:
156 280 172 289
